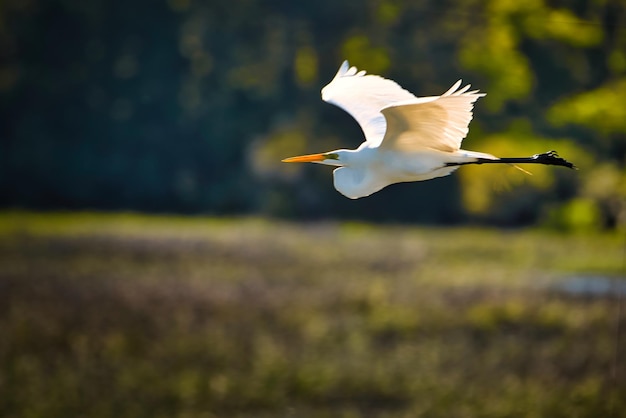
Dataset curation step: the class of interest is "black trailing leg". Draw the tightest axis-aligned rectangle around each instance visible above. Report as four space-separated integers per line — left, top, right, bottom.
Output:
447 150 577 169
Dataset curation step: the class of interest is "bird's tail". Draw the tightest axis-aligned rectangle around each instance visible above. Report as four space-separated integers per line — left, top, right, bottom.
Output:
455 149 498 162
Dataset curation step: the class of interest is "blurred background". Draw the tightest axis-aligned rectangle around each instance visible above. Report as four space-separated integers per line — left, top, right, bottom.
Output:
1 1 626 417
1 0 625 228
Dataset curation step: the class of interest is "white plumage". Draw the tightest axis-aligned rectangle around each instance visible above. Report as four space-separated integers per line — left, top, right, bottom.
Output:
282 61 573 199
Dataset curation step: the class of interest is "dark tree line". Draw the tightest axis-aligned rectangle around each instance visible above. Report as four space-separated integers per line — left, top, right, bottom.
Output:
1 0 624 228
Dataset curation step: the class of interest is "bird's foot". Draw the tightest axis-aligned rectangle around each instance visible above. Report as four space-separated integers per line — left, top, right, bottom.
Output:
532 151 577 169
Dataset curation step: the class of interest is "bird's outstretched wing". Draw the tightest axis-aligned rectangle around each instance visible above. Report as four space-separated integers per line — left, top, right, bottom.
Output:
321 61 416 147
379 81 485 153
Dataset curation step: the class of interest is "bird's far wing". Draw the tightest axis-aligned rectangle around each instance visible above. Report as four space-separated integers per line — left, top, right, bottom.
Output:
379 81 485 153
321 61 417 147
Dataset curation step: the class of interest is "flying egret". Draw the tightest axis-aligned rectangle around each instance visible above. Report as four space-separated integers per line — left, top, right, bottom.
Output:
282 60 575 199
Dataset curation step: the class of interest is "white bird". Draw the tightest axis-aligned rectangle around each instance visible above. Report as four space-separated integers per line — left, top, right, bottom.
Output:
282 60 575 199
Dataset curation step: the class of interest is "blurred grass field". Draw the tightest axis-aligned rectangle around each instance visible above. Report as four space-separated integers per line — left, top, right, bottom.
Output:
1 211 625 418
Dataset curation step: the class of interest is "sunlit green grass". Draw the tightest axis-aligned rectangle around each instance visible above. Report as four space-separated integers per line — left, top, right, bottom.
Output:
1 211 624 418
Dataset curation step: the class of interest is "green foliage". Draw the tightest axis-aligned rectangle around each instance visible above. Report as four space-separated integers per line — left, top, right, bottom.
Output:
545 197 604 232
549 80 626 136
1 212 625 417
457 0 536 111
341 35 391 75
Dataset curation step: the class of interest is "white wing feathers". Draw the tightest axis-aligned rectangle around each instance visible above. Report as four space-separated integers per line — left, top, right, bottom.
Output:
321 61 416 147
380 85 485 153
321 61 485 153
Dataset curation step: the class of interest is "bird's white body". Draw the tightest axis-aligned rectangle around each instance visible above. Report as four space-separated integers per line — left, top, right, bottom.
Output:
327 147 470 199
283 61 496 199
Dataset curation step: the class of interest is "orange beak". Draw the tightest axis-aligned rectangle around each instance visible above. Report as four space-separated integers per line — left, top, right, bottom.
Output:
281 153 327 163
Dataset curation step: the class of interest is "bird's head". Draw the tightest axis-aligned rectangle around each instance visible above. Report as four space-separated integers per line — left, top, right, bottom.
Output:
281 150 348 167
